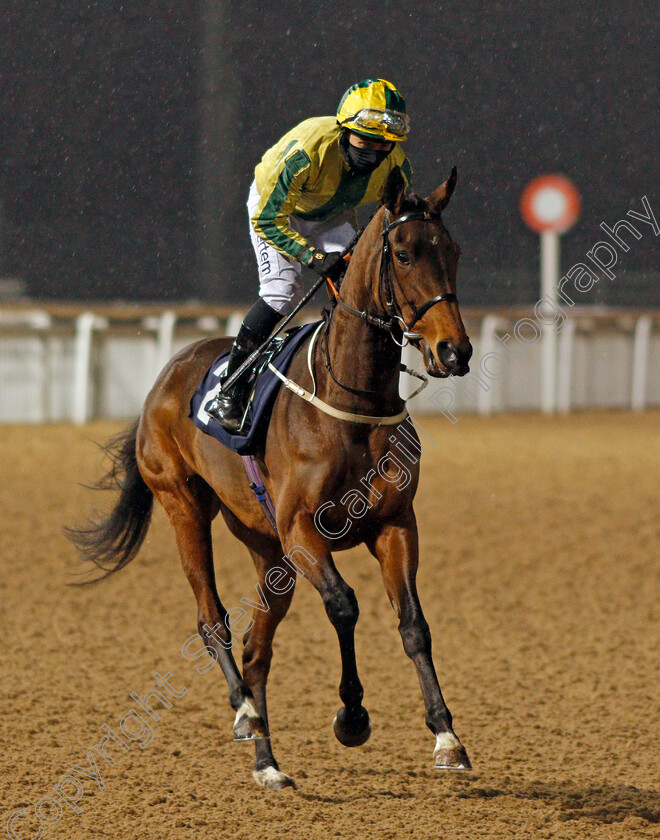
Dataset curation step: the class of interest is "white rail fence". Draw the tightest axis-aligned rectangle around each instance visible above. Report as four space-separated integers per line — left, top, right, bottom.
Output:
0 303 658 423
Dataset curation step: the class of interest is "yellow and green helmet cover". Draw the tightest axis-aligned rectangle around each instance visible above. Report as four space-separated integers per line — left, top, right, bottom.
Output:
336 78 410 142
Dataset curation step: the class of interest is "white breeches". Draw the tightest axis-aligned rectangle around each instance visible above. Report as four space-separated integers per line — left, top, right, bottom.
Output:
247 180 357 315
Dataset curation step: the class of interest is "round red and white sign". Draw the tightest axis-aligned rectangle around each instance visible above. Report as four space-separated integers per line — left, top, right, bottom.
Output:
520 174 581 233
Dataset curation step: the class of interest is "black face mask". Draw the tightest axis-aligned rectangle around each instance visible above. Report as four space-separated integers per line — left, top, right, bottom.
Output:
341 132 392 173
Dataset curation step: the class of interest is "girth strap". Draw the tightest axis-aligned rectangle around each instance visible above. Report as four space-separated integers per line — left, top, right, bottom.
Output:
241 455 278 533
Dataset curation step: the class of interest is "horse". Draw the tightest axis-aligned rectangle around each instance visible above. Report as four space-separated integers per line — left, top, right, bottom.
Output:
68 166 474 790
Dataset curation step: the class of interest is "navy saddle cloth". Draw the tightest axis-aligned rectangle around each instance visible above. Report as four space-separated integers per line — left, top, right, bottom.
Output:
189 321 320 456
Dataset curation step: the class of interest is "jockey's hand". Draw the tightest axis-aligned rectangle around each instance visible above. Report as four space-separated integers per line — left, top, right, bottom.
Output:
308 250 345 281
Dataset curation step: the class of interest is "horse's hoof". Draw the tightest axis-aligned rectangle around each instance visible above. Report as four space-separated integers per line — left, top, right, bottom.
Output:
252 766 297 790
233 699 270 741
433 732 472 771
333 706 372 747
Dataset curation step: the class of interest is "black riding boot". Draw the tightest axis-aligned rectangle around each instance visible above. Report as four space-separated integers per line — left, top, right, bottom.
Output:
206 300 282 432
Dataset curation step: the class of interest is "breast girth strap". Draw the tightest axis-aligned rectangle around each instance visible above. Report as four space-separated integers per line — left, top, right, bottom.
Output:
268 322 428 426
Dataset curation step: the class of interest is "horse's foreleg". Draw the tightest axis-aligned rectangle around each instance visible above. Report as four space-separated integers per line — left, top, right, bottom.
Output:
241 548 297 790
155 483 268 741
283 513 371 747
368 515 471 771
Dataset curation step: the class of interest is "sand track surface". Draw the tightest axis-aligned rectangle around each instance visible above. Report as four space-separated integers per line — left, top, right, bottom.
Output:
1 412 659 839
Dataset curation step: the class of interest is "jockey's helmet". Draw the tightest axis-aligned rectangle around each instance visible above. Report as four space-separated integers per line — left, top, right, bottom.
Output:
336 78 410 143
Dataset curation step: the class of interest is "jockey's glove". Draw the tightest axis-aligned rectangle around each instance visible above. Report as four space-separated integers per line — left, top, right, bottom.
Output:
307 249 345 281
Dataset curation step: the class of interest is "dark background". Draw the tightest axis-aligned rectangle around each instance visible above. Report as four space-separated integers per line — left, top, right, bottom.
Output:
1 0 657 306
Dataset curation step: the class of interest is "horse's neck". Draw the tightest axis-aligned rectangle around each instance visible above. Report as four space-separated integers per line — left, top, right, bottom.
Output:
321 256 403 413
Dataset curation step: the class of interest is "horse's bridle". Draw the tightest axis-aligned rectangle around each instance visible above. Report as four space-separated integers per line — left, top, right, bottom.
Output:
378 209 458 341
331 207 458 344
322 206 459 396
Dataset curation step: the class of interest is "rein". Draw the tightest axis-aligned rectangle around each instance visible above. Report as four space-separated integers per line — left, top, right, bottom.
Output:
321 306 384 398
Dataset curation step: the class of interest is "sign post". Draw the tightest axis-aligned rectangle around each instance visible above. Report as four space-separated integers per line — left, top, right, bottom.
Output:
520 175 581 413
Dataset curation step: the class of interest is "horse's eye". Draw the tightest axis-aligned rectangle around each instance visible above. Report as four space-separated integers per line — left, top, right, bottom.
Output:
395 251 410 265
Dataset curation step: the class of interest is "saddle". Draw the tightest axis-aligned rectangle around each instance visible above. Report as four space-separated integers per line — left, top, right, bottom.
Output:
189 321 320 456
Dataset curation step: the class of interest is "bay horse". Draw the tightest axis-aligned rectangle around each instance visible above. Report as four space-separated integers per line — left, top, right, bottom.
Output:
69 167 474 790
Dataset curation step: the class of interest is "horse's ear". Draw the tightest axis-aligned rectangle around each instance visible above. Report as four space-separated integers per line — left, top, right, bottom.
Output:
382 166 406 216
428 167 458 212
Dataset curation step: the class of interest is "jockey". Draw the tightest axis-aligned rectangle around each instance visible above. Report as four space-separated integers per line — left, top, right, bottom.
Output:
207 78 412 431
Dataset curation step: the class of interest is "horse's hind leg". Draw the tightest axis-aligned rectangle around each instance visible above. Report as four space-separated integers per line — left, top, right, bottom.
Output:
243 547 297 790
368 513 471 771
219 509 297 789
139 440 268 740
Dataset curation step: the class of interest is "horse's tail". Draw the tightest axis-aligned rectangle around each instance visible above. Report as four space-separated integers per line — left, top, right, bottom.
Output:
65 420 154 585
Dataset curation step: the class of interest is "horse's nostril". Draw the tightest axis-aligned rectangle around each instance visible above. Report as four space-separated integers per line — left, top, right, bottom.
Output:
437 341 459 369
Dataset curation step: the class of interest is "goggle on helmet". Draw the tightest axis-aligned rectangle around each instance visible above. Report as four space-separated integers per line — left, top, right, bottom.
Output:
336 78 410 142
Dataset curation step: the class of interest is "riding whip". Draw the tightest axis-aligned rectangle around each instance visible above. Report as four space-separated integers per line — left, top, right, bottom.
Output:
220 228 364 393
